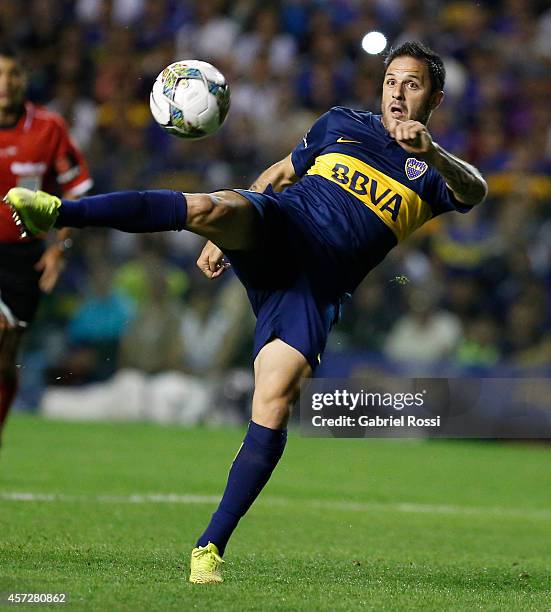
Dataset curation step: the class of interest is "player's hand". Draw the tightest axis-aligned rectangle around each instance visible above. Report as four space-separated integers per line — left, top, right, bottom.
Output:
197 240 230 280
387 119 436 159
35 245 65 293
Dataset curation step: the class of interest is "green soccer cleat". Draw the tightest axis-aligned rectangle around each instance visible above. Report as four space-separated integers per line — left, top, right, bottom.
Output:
189 542 224 584
3 187 61 237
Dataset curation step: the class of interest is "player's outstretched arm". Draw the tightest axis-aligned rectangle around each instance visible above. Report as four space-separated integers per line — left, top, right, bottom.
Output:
389 119 487 206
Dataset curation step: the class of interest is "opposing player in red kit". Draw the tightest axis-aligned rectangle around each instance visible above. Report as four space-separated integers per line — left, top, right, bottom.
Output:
0 45 92 445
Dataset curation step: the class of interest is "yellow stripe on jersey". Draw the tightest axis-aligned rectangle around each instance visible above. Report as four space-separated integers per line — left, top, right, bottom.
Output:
306 153 432 241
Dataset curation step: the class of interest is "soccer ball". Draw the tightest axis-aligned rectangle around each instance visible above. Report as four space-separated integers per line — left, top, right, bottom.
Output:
149 60 230 139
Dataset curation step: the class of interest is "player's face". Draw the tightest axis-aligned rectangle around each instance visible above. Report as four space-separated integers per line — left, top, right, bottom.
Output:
381 57 443 127
0 55 26 112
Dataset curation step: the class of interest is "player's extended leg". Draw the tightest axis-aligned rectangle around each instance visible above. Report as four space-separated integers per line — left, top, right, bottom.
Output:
4 188 257 251
189 339 311 583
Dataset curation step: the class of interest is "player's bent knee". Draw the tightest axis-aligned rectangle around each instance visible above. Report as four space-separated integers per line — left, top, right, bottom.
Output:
254 378 299 407
186 194 215 226
252 340 311 428
252 396 292 429
186 191 257 249
187 193 237 228
252 383 300 429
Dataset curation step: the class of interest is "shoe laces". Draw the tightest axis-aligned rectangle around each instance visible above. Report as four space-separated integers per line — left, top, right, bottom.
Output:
195 545 224 569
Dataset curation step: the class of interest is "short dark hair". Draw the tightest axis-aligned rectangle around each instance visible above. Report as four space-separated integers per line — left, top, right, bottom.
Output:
0 43 24 64
384 41 445 92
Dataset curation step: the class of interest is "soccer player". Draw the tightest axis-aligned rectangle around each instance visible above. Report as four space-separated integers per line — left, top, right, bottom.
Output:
0 45 92 445
5 42 487 582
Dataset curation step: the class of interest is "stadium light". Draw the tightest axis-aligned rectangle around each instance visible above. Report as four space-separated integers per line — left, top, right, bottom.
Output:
361 31 387 55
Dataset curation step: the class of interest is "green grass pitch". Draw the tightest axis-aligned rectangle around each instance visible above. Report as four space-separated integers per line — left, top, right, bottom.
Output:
1 415 550 610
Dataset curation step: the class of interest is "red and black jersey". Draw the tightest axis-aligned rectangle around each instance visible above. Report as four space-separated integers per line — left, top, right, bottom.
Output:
0 102 92 243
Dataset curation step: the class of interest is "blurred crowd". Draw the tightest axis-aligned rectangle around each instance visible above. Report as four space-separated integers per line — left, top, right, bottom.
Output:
2 0 551 413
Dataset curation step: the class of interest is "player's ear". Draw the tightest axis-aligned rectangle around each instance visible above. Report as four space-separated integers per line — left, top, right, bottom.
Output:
430 90 444 111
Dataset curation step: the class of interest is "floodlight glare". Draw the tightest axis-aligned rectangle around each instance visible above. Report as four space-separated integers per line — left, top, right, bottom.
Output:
361 31 387 55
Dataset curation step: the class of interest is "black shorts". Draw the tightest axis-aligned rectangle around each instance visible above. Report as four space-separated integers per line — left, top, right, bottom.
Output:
0 241 44 324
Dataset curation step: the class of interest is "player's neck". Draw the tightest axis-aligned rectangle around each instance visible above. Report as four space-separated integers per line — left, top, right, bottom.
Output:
0 104 24 128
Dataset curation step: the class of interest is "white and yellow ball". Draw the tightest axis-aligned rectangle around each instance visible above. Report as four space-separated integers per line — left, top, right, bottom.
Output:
150 60 230 139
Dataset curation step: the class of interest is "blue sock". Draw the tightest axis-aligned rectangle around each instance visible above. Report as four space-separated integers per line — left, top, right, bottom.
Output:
57 190 187 232
196 421 287 555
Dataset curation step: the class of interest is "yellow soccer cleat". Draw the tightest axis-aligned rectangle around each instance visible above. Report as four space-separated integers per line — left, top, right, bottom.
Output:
189 542 224 584
3 187 61 237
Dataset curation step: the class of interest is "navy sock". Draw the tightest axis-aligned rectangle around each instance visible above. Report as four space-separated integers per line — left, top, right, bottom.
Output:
57 190 187 232
196 421 287 555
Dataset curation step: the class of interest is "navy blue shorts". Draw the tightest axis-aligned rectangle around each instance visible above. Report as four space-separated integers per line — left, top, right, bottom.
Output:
224 188 341 370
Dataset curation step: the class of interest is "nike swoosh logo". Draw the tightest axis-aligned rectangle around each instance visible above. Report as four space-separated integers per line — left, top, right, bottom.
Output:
337 137 362 144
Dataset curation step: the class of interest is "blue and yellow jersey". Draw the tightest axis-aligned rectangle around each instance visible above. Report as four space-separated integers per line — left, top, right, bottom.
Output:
280 106 472 294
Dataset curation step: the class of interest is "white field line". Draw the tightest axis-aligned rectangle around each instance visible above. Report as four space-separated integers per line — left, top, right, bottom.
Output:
0 491 550 521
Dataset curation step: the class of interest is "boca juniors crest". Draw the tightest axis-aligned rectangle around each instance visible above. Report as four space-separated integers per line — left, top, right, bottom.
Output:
405 158 428 180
